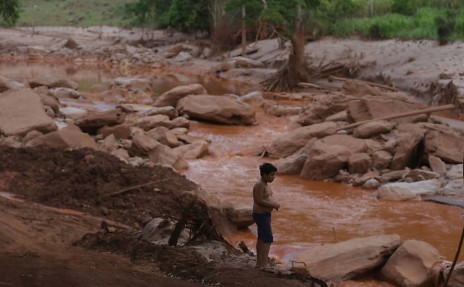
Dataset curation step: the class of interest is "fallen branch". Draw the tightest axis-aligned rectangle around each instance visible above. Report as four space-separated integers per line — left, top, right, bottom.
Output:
445 227 464 287
336 104 456 131
102 178 172 198
298 82 340 91
329 75 398 92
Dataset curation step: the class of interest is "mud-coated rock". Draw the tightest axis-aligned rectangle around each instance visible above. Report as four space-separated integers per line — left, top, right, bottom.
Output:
372 150 392 170
177 94 256 125
348 153 372 174
25 125 96 149
391 124 426 170
153 83 206 107
0 89 56 136
377 180 441 201
300 135 368 180
380 240 441 287
424 130 464 164
353 120 396 138
266 122 337 159
296 234 401 282
75 109 126 134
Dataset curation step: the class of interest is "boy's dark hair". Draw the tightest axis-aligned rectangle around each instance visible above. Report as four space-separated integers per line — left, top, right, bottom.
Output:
259 163 277 176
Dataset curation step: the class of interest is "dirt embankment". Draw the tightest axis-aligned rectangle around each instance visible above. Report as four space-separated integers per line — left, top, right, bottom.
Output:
0 146 323 287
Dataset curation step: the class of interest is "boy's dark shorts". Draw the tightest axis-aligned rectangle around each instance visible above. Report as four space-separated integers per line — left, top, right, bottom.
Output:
252 212 273 243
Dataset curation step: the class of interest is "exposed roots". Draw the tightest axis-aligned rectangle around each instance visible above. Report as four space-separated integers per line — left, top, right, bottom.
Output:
263 54 311 92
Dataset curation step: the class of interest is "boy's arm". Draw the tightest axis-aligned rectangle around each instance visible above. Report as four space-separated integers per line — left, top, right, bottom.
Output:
253 183 280 210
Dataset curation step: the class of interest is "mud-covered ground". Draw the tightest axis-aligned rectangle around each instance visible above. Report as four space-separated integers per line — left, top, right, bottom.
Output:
0 146 325 287
1 26 462 287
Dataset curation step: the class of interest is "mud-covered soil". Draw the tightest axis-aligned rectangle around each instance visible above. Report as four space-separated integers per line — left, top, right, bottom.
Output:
0 146 198 227
0 146 323 287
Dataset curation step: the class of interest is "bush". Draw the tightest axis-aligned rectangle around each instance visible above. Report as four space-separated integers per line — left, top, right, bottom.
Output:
436 10 456 45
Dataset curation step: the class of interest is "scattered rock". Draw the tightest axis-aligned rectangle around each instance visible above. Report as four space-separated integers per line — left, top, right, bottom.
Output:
353 120 396 138
424 130 464 164
26 125 97 149
348 153 372 174
380 240 441 287
153 83 207 107
0 89 56 136
296 234 401 282
266 122 337 158
377 180 441 201
177 95 256 125
75 109 126 134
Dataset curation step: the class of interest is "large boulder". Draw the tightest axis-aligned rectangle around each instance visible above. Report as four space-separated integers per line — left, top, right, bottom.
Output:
390 124 426 170
295 234 401 282
428 155 447 175
298 94 348 126
353 120 396 138
300 135 368 180
75 109 126 134
148 145 188 170
173 140 209 159
377 180 441 201
380 240 441 287
348 153 372 174
25 125 96 149
424 130 464 164
153 83 207 107
372 150 393 170
148 126 180 148
273 148 308 175
177 95 256 125
266 122 337 159
347 99 426 124
131 132 161 155
0 89 56 136
132 114 172 131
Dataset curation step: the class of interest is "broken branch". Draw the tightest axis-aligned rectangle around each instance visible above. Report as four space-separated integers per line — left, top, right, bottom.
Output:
336 104 455 131
329 75 398 92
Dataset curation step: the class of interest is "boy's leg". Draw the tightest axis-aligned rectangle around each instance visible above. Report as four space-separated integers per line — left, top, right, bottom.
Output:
261 243 271 268
255 239 263 267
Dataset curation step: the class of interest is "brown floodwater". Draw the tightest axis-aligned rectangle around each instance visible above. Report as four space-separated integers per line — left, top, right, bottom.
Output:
1 61 463 271
185 111 464 265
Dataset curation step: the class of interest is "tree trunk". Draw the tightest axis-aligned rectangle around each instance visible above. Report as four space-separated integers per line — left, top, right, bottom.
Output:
264 3 309 92
241 5 247 56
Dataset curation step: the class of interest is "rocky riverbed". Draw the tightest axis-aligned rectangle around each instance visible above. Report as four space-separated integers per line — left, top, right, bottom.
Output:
0 26 463 286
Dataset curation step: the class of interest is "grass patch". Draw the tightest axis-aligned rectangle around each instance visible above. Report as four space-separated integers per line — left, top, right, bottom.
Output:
329 7 464 40
18 0 137 27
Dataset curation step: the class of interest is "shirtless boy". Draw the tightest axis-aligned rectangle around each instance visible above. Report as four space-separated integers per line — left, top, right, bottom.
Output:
252 163 280 269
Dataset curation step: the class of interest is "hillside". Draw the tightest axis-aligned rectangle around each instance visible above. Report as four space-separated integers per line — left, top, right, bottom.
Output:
18 0 137 27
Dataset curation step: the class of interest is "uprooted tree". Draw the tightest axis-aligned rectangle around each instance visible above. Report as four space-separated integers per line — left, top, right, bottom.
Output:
263 1 313 92
224 0 320 91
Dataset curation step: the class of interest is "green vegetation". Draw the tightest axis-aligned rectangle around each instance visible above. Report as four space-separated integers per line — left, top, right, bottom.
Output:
10 0 464 42
18 0 138 27
0 0 20 26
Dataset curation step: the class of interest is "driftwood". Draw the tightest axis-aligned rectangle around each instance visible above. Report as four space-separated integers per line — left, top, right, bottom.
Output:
298 82 340 91
329 75 398 92
336 104 455 131
102 178 172 198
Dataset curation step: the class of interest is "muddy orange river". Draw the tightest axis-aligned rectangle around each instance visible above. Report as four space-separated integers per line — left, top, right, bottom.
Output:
185 112 464 264
1 61 463 265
